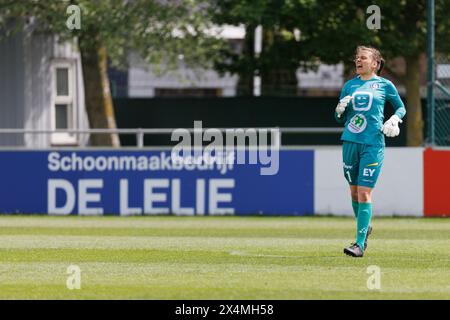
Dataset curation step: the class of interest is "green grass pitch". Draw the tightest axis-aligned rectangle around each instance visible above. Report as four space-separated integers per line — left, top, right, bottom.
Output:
0 215 449 299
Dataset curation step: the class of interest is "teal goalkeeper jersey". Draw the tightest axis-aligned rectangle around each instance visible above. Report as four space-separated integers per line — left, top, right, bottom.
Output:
335 75 407 146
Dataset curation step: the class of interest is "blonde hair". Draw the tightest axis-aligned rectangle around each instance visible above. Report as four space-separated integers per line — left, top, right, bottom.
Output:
356 46 385 75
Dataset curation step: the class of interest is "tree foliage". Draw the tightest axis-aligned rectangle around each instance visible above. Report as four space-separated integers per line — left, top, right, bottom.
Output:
211 0 320 95
212 0 450 145
212 0 450 76
0 0 225 71
0 0 225 146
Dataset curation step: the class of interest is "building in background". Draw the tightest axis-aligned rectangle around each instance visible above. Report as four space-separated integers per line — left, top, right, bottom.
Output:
297 64 344 97
110 25 345 98
126 51 239 98
0 27 89 147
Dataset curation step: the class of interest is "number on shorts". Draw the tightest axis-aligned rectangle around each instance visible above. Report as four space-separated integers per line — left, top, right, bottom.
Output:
346 170 352 183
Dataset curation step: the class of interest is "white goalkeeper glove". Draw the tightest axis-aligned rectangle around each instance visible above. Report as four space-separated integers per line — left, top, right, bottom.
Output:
336 95 352 118
381 115 402 137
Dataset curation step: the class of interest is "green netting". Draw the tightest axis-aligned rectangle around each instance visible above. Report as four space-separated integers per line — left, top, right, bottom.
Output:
432 56 450 146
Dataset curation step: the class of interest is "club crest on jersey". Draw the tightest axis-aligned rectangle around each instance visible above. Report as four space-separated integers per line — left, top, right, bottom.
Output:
370 83 379 89
348 114 367 133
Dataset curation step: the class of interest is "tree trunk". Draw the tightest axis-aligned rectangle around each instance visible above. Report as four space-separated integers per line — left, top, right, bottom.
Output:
260 28 297 96
78 34 120 147
405 55 423 146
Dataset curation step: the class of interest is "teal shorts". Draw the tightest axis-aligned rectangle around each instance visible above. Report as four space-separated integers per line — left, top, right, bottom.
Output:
342 141 384 188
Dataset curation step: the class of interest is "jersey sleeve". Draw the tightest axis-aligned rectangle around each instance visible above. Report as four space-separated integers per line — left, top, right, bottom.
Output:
385 81 406 119
339 81 350 99
335 81 350 124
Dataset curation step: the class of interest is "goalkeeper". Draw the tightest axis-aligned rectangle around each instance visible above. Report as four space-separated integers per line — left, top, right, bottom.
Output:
335 46 406 257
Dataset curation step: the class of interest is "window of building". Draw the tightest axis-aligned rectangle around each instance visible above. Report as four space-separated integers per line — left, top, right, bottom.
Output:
51 61 77 145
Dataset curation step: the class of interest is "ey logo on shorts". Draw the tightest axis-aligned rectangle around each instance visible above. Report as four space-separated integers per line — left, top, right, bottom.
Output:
348 114 367 133
363 168 376 177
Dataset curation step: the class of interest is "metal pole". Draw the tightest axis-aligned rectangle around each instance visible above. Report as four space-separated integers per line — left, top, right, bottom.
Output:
427 0 435 145
253 25 262 97
137 129 144 148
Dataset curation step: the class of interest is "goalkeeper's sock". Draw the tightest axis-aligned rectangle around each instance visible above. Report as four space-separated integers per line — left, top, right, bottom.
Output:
352 200 359 219
355 202 372 251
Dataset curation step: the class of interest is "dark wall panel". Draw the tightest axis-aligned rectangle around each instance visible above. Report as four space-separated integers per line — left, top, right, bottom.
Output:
114 97 423 147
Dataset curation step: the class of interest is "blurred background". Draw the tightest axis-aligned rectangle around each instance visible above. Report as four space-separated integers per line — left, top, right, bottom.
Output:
0 0 449 148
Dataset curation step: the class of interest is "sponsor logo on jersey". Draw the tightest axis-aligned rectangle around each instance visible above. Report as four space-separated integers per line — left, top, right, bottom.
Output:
352 91 373 111
348 114 367 134
370 83 379 89
356 96 368 106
